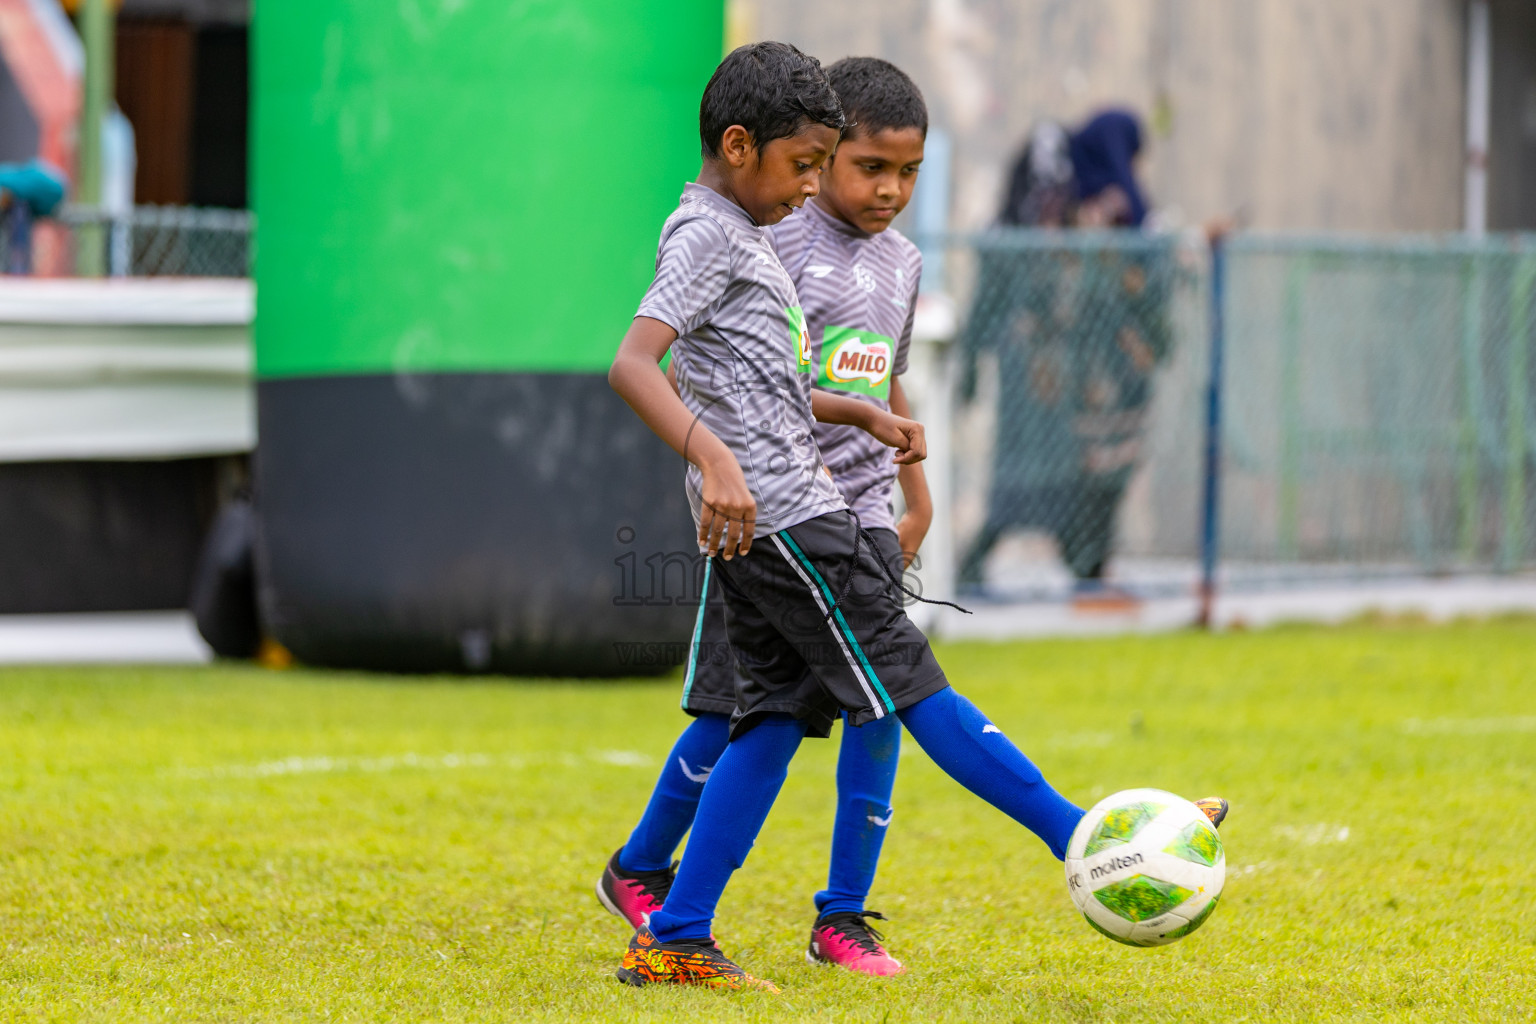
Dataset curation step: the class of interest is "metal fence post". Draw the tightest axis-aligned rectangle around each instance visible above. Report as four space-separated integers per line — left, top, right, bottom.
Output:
1197 234 1227 629
1458 253 1487 561
1500 256 1535 570
75 0 115 277
1278 256 1306 558
109 215 131 277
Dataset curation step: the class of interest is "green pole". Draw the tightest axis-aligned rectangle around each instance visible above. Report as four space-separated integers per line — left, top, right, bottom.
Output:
75 0 114 277
1457 254 1486 562
1278 255 1306 560
1500 257 1535 570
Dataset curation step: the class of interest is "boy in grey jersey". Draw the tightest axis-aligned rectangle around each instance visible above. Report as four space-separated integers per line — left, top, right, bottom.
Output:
598 58 933 979
769 132 930 547
606 42 1226 992
636 179 847 534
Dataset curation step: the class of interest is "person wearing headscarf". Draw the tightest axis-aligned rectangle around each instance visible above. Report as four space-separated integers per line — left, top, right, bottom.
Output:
957 109 1173 599
1069 109 1148 228
0 159 66 275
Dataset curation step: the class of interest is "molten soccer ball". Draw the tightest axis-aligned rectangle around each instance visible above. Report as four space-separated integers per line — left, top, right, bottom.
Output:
1064 788 1225 946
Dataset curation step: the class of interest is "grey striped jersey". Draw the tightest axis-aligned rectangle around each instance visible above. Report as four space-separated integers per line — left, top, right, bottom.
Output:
636 183 846 537
769 199 923 532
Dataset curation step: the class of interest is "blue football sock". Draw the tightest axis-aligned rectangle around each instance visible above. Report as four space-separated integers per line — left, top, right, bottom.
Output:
618 712 731 874
648 713 806 944
897 687 1084 860
815 712 901 917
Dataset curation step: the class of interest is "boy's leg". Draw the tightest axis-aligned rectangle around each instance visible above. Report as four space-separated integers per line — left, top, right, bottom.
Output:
618 562 740 872
896 687 1082 859
743 513 1085 860
617 714 730 873
644 556 829 946
637 510 1085 962
816 526 903 917
815 712 901 916
599 714 729 928
599 564 740 928
806 710 906 977
646 713 808 943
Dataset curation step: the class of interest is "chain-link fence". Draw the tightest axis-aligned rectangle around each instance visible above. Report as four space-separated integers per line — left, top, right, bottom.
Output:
1221 235 1536 583
0 205 253 278
3 211 1528 598
934 230 1209 600
924 229 1536 602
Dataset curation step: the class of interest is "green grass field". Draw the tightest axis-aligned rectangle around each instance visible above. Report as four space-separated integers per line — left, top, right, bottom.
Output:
2 621 1534 1022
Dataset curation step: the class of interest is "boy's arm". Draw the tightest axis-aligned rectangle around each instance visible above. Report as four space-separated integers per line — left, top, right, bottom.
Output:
888 376 932 567
810 390 927 465
608 317 756 558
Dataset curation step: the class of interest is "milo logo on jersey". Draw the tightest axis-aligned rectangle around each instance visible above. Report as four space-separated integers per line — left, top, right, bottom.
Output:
787 306 813 371
818 325 895 400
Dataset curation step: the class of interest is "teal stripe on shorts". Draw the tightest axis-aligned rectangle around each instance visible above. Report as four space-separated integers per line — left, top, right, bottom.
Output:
679 559 712 709
779 529 894 714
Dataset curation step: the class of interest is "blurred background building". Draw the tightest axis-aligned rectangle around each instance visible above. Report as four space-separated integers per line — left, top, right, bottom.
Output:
740 0 1536 232
110 0 248 209
0 0 251 620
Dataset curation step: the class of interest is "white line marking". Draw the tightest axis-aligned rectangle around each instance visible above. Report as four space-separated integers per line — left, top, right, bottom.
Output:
1401 715 1536 735
1276 823 1350 845
178 749 651 780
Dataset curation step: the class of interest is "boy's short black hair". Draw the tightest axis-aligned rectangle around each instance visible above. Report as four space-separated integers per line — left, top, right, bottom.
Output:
826 57 928 140
700 42 847 158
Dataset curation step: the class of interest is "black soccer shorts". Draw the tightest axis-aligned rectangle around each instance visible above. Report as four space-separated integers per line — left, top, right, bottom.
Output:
700 512 949 738
677 524 910 732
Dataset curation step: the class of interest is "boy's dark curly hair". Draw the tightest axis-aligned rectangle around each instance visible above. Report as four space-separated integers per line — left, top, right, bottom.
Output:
700 42 847 158
826 57 928 140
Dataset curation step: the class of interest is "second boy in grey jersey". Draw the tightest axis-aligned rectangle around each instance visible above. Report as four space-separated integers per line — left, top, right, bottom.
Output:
770 199 924 532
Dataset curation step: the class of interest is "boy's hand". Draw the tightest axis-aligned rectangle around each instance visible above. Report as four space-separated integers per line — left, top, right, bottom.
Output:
608 317 756 559
896 508 931 569
887 376 932 568
698 452 756 559
868 411 927 465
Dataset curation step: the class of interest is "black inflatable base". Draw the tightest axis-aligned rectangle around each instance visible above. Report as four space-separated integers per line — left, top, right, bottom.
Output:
255 372 701 676
0 458 224 613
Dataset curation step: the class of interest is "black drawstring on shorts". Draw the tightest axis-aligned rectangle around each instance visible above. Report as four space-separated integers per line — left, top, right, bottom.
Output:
822 509 972 624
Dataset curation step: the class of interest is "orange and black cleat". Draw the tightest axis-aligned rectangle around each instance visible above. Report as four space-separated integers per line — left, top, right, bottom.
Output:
616 926 779 993
1194 796 1230 829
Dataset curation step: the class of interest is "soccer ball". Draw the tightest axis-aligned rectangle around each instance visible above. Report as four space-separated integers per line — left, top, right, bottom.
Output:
1064 788 1225 946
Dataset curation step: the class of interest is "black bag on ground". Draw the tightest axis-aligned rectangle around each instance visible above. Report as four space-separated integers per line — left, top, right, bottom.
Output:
190 495 261 658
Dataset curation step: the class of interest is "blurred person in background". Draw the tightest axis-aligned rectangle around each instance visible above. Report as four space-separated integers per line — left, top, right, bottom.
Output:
957 109 1173 603
0 159 66 275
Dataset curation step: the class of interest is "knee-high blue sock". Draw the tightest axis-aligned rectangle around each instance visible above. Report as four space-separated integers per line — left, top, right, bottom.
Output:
648 714 806 944
618 713 731 873
815 712 901 916
897 687 1084 860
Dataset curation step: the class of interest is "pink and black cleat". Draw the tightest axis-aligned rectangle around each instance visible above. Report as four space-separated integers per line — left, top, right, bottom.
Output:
806 910 905 977
595 848 674 929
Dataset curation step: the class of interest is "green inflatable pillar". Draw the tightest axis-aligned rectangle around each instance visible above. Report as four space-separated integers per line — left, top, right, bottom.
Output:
253 2 723 673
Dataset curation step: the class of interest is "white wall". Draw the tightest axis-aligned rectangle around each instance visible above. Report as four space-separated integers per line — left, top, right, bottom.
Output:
736 0 1466 233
